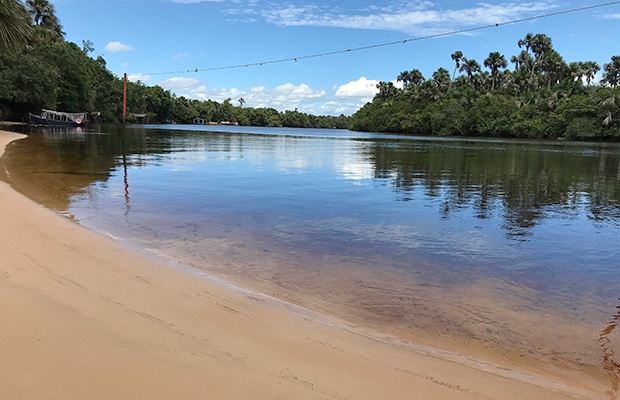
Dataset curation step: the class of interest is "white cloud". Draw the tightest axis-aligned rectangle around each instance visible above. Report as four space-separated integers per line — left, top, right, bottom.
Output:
273 82 325 100
259 2 557 35
205 83 327 112
331 77 384 114
127 73 152 84
172 53 190 61
604 13 620 19
165 1 558 36
159 77 206 92
168 0 225 3
104 41 134 53
335 77 379 99
156 77 371 115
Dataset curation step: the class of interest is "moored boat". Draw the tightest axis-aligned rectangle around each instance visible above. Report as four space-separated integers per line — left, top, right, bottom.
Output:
29 109 88 127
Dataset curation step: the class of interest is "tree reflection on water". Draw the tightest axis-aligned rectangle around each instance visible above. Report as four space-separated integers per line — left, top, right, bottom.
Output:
601 299 620 400
367 139 620 240
7 127 619 242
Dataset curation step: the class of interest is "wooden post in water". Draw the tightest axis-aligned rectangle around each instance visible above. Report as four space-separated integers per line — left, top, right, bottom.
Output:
123 73 127 123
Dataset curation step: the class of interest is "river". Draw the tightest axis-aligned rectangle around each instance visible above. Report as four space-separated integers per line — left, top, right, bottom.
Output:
2 123 619 396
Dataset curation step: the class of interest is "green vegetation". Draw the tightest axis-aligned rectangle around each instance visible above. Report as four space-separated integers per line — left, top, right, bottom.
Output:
0 0 348 128
2 2 619 138
0 0 31 51
350 34 620 140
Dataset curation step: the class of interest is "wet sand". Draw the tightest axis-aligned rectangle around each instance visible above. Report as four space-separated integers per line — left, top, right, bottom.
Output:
0 130 608 399
150 230 614 393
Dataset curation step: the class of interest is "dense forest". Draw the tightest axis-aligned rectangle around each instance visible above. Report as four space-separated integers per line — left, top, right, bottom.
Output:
0 0 349 128
349 34 620 140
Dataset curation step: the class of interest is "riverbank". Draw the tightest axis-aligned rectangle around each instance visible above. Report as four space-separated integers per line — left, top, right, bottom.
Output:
0 130 605 399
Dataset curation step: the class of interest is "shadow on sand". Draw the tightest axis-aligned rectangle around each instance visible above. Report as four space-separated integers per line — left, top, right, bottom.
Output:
600 298 620 399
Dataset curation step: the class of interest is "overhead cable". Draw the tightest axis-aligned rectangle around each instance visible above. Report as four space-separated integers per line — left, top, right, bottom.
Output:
140 1 620 76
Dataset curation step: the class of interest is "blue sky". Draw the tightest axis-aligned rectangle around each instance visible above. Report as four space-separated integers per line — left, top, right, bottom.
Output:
53 0 620 115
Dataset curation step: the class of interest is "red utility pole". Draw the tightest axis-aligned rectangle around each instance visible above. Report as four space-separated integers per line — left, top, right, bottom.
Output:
123 73 127 123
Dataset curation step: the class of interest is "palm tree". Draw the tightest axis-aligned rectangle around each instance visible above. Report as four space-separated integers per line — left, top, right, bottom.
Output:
450 51 464 81
519 33 552 64
82 39 95 55
0 0 32 50
511 50 534 73
397 69 425 90
418 80 440 102
26 0 64 40
27 0 50 25
501 70 521 96
459 58 481 87
540 49 567 89
484 51 508 90
432 67 451 90
476 71 492 91
530 34 553 63
517 33 534 53
396 71 410 90
518 33 553 86
599 88 620 127
602 55 620 88
375 81 399 100
568 61 585 83
396 70 410 90
582 61 600 86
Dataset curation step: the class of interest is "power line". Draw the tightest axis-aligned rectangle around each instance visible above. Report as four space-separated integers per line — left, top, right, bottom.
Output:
140 1 620 76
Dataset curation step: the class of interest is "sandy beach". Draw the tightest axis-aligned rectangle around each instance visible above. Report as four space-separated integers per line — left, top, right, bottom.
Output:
0 129 605 399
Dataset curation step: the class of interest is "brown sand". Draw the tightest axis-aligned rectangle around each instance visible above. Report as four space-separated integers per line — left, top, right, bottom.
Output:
0 130 604 399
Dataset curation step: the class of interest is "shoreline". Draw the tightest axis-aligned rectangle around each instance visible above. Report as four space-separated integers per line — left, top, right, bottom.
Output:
0 129 606 399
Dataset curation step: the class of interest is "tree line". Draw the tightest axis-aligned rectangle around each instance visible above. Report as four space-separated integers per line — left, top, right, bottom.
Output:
2 2 619 138
349 33 620 140
0 0 348 129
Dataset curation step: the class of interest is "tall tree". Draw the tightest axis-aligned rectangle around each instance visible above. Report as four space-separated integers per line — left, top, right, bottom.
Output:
519 33 551 61
517 33 534 53
529 34 553 62
81 39 95 56
459 58 481 87
568 61 585 83
511 50 534 73
484 51 508 90
603 56 620 88
517 33 553 90
26 0 64 40
450 51 464 82
396 70 410 90
582 61 600 86
540 49 567 89
0 0 32 50
432 67 451 90
375 81 399 100
397 69 424 90
27 0 51 25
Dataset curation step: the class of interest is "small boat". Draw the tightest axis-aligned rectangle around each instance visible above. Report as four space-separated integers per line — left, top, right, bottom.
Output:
29 109 88 127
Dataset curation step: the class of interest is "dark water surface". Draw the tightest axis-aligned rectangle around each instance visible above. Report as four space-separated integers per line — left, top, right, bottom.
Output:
3 124 620 394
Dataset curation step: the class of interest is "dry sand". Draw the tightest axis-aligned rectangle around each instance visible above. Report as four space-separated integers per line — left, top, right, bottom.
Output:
0 130 605 399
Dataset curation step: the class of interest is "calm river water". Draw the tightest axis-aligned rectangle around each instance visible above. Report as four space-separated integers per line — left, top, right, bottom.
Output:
2 123 620 395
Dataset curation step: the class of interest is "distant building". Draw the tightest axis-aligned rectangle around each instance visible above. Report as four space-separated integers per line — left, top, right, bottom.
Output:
131 113 149 124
